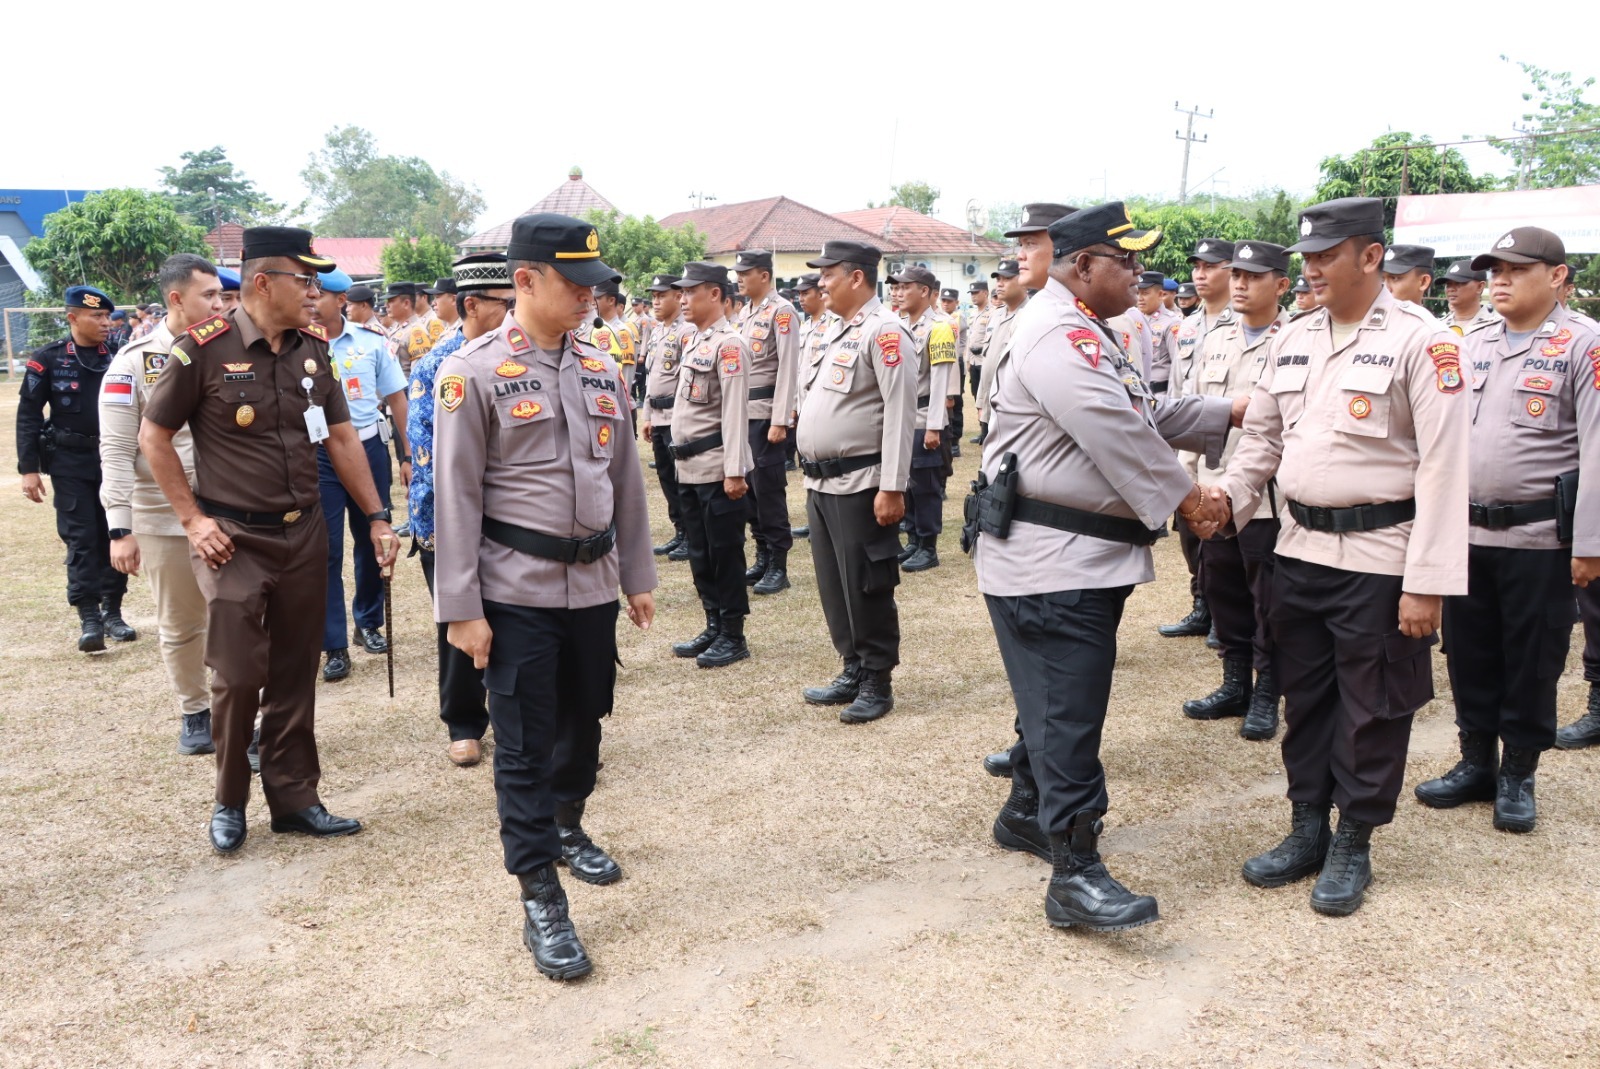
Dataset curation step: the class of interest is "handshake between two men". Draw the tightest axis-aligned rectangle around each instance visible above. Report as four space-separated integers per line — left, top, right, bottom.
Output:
1178 392 1248 541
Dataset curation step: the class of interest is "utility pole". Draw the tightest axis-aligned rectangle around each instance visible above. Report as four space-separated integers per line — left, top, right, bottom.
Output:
688 191 718 210
1510 121 1537 190
1174 103 1213 205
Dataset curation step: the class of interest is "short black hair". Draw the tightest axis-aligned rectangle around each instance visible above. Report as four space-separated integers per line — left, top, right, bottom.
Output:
158 253 217 300
840 260 878 287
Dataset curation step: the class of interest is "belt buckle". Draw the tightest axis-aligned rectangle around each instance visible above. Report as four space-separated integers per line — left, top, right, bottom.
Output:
1486 505 1512 528
283 510 302 525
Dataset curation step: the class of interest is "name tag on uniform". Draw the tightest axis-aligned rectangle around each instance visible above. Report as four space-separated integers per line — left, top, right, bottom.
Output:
304 405 330 443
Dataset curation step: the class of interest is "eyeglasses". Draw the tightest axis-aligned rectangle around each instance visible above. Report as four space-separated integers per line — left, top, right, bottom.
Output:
261 270 323 290
467 294 514 308
1080 250 1142 270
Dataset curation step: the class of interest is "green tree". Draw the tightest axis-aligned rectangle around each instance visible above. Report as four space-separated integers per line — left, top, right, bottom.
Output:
409 173 487 245
1314 132 1494 233
159 146 285 227
379 233 458 286
1490 58 1600 189
23 188 210 303
873 180 940 215
982 201 1023 243
1251 189 1303 248
1126 204 1257 279
302 126 484 242
583 210 707 297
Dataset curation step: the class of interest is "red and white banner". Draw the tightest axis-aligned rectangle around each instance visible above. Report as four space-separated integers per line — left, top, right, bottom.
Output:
1393 187 1600 257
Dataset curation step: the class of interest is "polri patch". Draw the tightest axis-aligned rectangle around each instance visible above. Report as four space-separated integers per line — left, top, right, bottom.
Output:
439 374 466 413
580 357 607 372
775 311 793 334
1349 395 1372 419
1527 396 1547 418
595 394 618 416
878 331 902 367
1067 328 1102 368
510 400 541 420
1429 341 1464 394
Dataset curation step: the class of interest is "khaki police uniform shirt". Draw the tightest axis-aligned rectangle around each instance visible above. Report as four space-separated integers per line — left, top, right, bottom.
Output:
736 291 800 423
590 315 639 389
669 317 752 483
391 314 434 373
98 320 195 536
431 321 655 621
1218 288 1469 594
967 305 993 366
1465 305 1600 553
795 311 838 421
905 308 957 432
979 302 1022 422
144 309 348 514
1445 305 1502 337
972 279 1233 596
641 314 695 424
796 296 916 497
1194 311 1290 511
1149 306 1183 385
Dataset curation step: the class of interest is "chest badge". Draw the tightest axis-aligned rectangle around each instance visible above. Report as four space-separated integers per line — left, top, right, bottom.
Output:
580 357 607 373
510 400 542 420
303 358 318 375
495 359 527 378
595 394 618 416
1349 395 1372 419
1527 396 1547 418
235 404 256 428
598 425 611 447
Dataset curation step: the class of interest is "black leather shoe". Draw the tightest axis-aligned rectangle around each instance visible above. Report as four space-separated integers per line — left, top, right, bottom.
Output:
897 534 921 563
76 604 105 653
903 538 940 572
247 726 261 774
982 750 1013 778
667 540 690 562
1415 730 1497 808
1242 802 1332 888
673 612 720 658
323 648 351 681
696 632 751 669
1205 623 1221 650
102 598 138 642
356 626 388 654
993 781 1050 862
270 804 362 838
653 530 685 556
744 550 770 585
754 551 790 595
803 660 861 705
1045 813 1159 931
950 443 962 458
1239 668 1280 740
840 669 894 724
1158 597 1210 638
1493 745 1539 833
518 865 593 981
1184 658 1252 719
556 802 622 885
790 525 810 540
178 710 214 755
209 803 247 854
1310 815 1373 916
1555 685 1600 749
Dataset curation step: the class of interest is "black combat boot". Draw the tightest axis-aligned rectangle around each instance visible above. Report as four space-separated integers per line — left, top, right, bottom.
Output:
1158 596 1210 638
517 865 593 980
673 610 720 658
992 776 1049 861
1044 811 1159 931
76 602 105 653
1205 623 1221 650
1309 814 1373 916
653 528 685 556
696 615 750 668
982 749 1013 778
1183 657 1252 720
840 668 894 724
754 549 790 595
555 800 622 885
1554 683 1600 749
1242 802 1332 888
898 533 921 563
1239 666 1279 740
1414 730 1497 808
902 536 940 572
667 539 690 562
970 421 987 445
802 659 861 705
101 594 137 642
1493 744 1539 834
744 547 770 585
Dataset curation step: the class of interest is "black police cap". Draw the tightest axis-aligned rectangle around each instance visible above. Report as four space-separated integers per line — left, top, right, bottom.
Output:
1231 241 1290 274
1382 244 1436 276
1137 270 1166 289
1189 238 1234 265
646 273 682 292
794 272 821 292
1048 202 1162 260
734 249 774 273
425 277 458 295
64 285 114 310
991 259 1020 278
672 262 732 289
1290 277 1310 294
1287 197 1386 254
593 279 623 299
1005 203 1078 237
940 287 959 300
806 241 882 268
505 212 621 287
1439 260 1486 284
385 281 420 300
347 284 376 304
241 226 335 270
1471 227 1568 271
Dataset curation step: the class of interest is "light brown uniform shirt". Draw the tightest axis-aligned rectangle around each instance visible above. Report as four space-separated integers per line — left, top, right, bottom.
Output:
795 311 838 421
1218 288 1470 594
736 291 800 423
1465 304 1600 553
144 308 348 514
1444 305 1502 337
432 321 655 620
796 296 917 497
99 321 196 536
641 314 695 422
905 308 958 432
978 301 1021 422
1195 310 1291 499
670 317 752 483
391 314 434 373
967 305 993 365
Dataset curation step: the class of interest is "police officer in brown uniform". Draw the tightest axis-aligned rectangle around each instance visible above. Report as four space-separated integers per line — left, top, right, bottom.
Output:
432 213 657 980
669 262 755 668
969 203 1235 930
733 249 800 595
1439 260 1501 337
639 273 696 561
140 227 399 854
797 240 916 723
966 280 992 442
1381 244 1438 308
1290 276 1316 316
1215 197 1469 916
1413 228 1599 828
1185 240 1292 739
889 264 958 572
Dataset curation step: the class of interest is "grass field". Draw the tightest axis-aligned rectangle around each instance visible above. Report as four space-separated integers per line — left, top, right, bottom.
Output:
1 387 1596 1069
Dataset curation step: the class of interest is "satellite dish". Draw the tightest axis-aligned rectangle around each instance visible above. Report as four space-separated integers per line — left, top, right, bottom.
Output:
965 199 990 232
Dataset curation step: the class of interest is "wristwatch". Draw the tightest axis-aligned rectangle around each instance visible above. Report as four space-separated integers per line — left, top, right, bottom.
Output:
366 508 393 525
109 528 133 540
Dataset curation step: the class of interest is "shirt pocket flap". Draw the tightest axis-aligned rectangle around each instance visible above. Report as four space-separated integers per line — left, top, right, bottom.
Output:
1338 364 1396 394
1267 363 1309 394
582 390 624 419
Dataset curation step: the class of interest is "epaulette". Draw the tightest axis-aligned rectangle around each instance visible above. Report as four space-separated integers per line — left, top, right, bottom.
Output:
186 315 232 346
507 326 531 353
300 322 328 341
362 321 387 336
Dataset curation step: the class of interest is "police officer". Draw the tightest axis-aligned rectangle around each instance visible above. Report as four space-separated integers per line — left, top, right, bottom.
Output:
975 259 1026 442
1415 227 1598 831
433 214 656 980
1215 197 1468 916
1185 240 1292 739
386 282 434 373
791 273 833 540
141 227 399 854
587 280 640 392
407 252 514 768
1381 244 1438 309
1439 260 1500 336
939 286 967 449
969 203 1234 931
966 280 992 443
733 249 800 595
796 241 915 723
346 283 380 328
311 268 410 681
1176 280 1200 316
889 265 957 572
638 273 696 561
1290 276 1316 317
218 266 243 312
18 285 135 652
669 262 755 668
427 277 460 333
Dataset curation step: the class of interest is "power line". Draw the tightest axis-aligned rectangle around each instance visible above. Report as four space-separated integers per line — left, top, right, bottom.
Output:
1174 104 1213 205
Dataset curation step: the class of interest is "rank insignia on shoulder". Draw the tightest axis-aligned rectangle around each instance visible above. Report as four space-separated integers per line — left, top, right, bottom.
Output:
187 316 232 346
300 322 328 341
363 321 387 336
507 327 531 353
1075 299 1099 320
439 374 466 413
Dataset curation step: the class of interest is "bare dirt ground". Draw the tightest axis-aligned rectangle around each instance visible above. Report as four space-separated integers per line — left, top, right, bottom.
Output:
1 387 1597 1069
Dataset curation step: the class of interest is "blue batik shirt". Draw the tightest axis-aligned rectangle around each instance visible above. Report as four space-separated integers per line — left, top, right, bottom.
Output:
406 324 465 548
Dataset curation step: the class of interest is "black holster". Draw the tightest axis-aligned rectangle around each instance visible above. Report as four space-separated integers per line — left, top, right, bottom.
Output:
1557 469 1580 545
960 451 1019 554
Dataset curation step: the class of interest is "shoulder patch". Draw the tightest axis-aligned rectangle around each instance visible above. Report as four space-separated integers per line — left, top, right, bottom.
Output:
26 358 44 374
1429 341 1464 394
506 327 531 353
1067 328 1102 368
363 321 387 336
171 344 191 366
300 322 328 341
720 342 742 374
438 373 467 413
186 315 232 346
878 330 902 367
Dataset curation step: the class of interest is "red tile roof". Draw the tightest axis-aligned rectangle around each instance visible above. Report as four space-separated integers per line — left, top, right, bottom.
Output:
460 168 618 250
315 237 392 279
204 223 245 262
833 207 1007 256
659 197 905 256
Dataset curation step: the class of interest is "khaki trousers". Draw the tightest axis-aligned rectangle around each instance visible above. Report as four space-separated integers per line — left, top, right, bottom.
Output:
141 532 210 715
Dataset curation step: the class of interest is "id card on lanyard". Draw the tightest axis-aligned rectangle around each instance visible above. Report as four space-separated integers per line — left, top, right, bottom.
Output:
301 376 330 443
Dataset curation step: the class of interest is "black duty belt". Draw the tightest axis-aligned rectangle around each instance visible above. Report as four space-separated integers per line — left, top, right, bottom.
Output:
483 516 615 565
916 394 930 407
749 385 776 400
799 452 882 479
1288 498 1416 533
55 430 100 451
1013 495 1165 546
669 431 723 459
200 498 310 528
1469 498 1560 529
648 395 675 410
